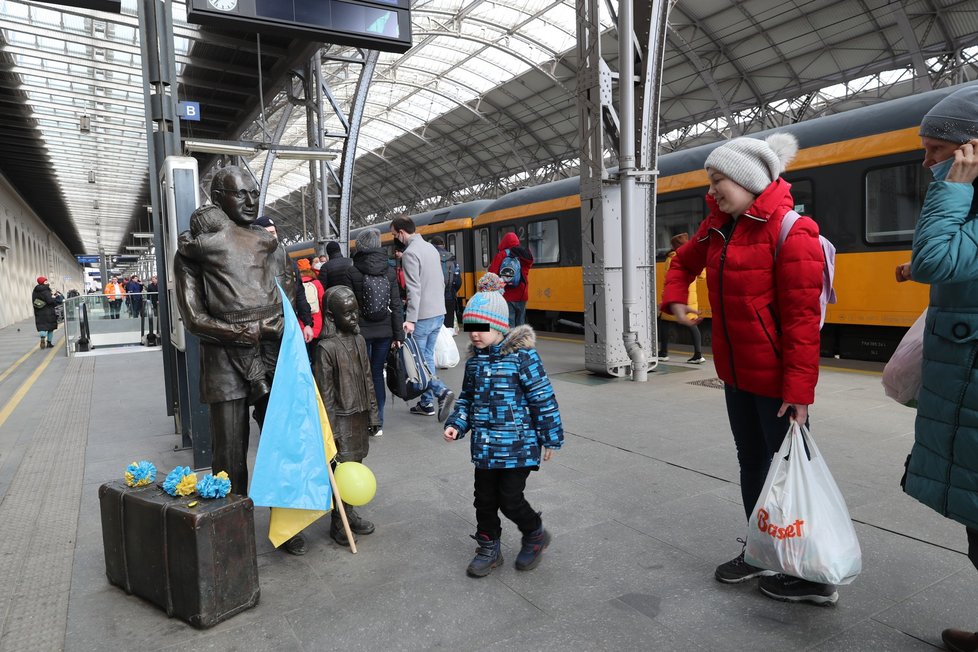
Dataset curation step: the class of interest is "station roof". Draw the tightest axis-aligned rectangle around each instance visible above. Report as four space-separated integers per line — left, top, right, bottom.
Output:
0 0 977 254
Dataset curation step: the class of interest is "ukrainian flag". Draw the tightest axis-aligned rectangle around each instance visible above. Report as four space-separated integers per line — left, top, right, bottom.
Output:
249 284 338 547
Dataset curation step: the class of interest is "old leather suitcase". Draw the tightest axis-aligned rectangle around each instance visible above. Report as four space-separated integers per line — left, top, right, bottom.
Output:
98 480 260 628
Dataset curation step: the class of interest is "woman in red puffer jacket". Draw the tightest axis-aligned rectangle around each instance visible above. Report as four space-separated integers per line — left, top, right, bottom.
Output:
661 133 830 605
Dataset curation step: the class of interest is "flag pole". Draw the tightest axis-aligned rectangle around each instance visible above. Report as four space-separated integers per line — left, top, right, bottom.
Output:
326 462 357 554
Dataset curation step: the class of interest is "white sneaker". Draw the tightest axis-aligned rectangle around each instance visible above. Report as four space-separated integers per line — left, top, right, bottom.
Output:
687 355 706 364
372 428 383 437
657 355 670 362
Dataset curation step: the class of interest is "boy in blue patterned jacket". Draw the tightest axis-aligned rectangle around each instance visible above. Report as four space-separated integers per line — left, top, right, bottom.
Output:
444 273 563 577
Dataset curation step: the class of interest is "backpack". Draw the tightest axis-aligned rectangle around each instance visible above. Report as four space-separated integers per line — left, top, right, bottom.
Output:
775 210 837 329
302 281 320 314
360 272 391 322
439 250 461 293
499 250 522 288
385 333 431 400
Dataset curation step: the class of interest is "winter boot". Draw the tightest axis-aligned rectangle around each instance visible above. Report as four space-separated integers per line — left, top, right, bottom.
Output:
943 629 978 652
466 532 503 578
330 507 359 547
39 338 46 350
515 526 551 571
345 504 375 535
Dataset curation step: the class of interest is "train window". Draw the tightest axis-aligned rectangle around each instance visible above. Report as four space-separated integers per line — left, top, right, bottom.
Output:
865 163 928 244
447 233 457 257
479 228 489 268
656 196 705 257
789 178 815 217
527 219 560 264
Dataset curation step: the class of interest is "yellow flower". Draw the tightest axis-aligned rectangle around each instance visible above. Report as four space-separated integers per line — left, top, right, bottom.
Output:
175 473 198 497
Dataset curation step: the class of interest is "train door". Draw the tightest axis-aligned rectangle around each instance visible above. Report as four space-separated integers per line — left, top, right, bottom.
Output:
475 227 490 275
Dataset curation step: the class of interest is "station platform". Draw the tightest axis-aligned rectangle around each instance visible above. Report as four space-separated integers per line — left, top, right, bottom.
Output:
0 317 971 651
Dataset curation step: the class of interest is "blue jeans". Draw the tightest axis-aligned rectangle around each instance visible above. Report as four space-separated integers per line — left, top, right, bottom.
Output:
723 385 793 519
38 330 53 342
508 301 527 327
413 315 447 406
364 337 391 426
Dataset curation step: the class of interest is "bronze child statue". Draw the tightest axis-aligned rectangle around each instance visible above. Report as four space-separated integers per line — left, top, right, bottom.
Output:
314 286 381 546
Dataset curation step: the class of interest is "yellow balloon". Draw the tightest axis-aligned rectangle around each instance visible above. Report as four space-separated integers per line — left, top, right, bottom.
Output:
334 462 377 506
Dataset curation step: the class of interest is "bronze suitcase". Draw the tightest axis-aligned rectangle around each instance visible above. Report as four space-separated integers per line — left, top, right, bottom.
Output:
98 480 260 628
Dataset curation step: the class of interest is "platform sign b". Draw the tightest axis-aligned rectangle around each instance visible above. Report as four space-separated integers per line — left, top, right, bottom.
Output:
177 102 201 122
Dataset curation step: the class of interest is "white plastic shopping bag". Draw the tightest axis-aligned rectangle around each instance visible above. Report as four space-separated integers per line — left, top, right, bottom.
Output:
434 325 460 368
882 310 926 406
745 423 862 585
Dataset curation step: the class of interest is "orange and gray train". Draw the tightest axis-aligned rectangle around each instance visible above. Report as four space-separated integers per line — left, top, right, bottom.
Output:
289 83 970 360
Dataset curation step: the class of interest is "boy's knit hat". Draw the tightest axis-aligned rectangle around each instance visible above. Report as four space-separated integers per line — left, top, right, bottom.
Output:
919 86 978 144
463 273 509 334
704 133 799 194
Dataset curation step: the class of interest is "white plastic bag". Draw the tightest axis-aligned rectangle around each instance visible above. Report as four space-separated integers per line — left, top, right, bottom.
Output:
882 310 926 405
434 325 460 368
745 423 862 585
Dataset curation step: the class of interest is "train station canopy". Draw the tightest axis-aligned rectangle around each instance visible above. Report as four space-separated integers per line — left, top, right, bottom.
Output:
1 0 977 253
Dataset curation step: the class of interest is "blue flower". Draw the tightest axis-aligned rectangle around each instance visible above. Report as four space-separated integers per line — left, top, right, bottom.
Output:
162 466 195 496
125 460 157 487
196 471 231 499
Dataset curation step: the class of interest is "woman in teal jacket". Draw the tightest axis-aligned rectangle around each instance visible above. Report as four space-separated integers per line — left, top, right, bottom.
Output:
902 85 978 652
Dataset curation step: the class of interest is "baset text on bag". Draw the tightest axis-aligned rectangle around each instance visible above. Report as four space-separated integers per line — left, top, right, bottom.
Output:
756 508 805 540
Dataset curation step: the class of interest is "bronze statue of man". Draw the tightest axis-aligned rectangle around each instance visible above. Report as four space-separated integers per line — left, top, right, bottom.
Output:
172 166 295 495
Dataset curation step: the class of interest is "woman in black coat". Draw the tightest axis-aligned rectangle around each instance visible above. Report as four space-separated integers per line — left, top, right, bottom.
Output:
32 276 63 349
347 228 404 437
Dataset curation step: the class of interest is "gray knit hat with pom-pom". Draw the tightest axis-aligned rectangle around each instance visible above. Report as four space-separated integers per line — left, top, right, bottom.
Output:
704 133 799 195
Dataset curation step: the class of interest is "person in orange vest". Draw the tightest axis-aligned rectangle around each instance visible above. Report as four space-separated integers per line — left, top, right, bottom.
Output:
104 276 125 319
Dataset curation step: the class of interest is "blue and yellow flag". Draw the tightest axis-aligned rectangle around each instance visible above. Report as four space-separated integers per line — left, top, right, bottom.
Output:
249 284 338 547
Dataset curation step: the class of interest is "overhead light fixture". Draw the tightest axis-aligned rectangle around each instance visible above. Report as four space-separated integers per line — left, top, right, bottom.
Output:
184 140 258 156
88 171 96 183
273 149 337 161
93 199 100 210
132 232 155 239
126 246 149 251
80 115 91 133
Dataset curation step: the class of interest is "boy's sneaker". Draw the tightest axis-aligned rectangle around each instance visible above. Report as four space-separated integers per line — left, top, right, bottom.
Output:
714 547 776 584
467 533 503 578
515 526 551 571
437 389 456 421
657 355 670 362
371 428 383 437
409 402 435 416
687 355 706 364
758 574 839 606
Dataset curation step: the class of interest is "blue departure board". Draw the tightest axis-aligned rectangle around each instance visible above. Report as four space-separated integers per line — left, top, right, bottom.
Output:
187 0 412 53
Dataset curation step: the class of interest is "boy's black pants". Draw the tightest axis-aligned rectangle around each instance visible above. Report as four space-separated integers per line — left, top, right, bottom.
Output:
474 467 542 538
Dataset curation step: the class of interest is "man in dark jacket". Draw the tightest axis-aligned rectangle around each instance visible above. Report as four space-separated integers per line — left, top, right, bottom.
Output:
430 235 462 329
319 240 355 290
125 275 145 318
146 275 159 312
32 276 63 349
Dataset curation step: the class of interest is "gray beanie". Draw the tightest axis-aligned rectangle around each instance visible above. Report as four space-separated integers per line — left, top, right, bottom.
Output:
919 86 978 144
704 133 799 195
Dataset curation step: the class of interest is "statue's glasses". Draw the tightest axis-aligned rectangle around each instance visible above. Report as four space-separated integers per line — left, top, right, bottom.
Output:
215 188 260 200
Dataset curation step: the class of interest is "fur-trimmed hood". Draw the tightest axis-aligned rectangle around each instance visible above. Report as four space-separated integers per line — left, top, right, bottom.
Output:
468 324 536 356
